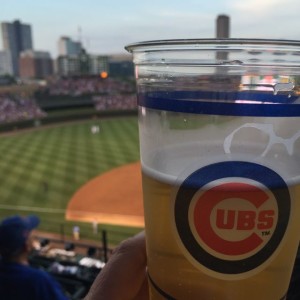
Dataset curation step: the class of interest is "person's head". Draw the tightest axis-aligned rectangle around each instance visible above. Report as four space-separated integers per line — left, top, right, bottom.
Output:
0 215 40 262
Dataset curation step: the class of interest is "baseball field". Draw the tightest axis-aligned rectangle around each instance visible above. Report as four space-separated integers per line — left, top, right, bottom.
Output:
0 116 143 245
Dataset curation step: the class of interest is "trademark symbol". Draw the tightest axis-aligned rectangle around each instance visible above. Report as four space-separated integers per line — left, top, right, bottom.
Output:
262 231 271 236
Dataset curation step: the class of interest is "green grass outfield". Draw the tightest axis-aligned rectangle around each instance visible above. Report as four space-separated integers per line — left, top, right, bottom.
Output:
0 116 141 245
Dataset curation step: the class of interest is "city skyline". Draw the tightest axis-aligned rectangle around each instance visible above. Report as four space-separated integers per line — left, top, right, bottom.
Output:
0 0 300 57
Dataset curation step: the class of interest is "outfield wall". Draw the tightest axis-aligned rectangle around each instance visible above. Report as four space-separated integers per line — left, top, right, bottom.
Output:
0 108 137 133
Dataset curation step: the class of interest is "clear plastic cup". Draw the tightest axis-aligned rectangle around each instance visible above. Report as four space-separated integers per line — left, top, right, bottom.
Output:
126 39 300 300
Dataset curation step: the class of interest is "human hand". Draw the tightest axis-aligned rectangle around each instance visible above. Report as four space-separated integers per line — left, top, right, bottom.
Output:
84 231 149 300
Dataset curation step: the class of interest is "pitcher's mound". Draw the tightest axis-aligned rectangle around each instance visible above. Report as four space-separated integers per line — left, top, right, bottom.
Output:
66 162 144 227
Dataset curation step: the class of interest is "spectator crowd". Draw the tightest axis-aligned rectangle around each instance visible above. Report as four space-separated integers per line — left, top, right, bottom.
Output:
0 77 137 124
93 94 137 111
0 94 47 124
46 77 135 97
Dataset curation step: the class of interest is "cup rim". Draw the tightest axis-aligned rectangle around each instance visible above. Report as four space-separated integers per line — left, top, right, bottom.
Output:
125 38 300 53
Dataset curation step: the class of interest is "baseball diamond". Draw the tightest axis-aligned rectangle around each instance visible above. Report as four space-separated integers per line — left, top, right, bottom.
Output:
0 116 143 244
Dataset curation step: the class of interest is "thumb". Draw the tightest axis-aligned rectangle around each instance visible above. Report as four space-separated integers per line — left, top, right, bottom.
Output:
85 231 148 300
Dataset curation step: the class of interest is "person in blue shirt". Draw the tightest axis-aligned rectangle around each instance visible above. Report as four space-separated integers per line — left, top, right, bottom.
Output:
0 214 68 300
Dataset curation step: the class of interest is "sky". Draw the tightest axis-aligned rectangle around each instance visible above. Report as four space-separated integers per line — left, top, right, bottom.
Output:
0 0 300 58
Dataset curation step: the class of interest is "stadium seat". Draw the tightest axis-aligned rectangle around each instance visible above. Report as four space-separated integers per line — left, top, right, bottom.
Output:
40 238 50 247
87 247 96 257
65 242 75 251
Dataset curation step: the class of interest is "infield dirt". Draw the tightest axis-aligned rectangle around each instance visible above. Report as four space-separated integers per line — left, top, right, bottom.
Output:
66 162 144 227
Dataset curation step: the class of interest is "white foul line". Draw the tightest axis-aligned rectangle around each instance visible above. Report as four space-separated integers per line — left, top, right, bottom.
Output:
0 204 65 214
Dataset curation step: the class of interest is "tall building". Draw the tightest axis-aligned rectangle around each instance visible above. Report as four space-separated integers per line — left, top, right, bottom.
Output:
1 20 33 76
90 55 109 75
19 50 53 79
56 51 108 77
58 36 82 56
216 15 230 61
0 51 13 75
216 15 230 38
108 55 134 78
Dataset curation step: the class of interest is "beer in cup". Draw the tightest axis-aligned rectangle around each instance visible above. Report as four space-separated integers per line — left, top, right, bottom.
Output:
126 39 300 300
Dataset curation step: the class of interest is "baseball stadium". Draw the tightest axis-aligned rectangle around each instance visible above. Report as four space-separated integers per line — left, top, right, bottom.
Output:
0 76 144 298
2 66 300 300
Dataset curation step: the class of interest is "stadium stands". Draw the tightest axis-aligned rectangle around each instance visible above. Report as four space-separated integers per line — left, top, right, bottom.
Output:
0 76 136 126
28 235 108 300
46 77 135 96
35 77 136 112
0 76 138 298
0 93 46 123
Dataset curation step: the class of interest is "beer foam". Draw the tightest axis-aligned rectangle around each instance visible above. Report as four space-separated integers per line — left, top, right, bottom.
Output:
142 161 176 185
141 143 300 186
